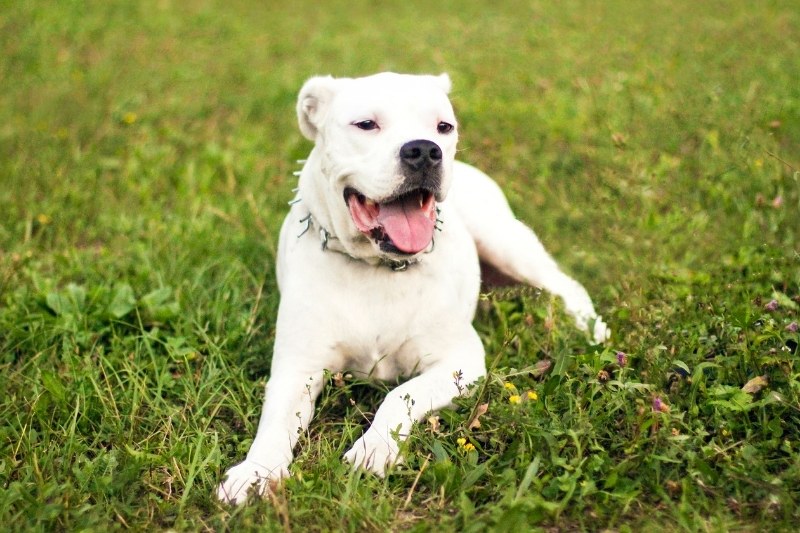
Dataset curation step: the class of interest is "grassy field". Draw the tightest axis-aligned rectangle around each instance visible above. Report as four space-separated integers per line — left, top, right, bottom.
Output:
2 0 799 530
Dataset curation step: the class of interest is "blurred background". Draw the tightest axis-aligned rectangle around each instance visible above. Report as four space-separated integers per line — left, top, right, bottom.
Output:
2 0 796 282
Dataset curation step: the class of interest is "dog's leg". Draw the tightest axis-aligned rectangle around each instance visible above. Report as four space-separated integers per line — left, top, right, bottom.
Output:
343 327 486 474
449 162 609 343
216 368 324 504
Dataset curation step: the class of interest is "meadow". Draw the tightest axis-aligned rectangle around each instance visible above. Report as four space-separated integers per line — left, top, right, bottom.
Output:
1 1 798 530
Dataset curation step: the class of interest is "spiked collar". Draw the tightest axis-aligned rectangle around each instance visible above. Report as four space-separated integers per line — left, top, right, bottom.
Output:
295 206 436 272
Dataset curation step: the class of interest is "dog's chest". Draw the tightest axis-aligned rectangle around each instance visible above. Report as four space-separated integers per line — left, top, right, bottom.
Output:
324 280 439 379
277 206 481 381
310 264 463 380
334 336 421 380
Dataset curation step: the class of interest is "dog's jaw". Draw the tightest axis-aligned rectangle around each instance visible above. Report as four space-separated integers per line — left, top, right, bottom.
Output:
296 151 435 265
345 187 437 255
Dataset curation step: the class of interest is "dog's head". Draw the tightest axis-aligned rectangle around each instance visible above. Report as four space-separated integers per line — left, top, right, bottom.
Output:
297 72 458 260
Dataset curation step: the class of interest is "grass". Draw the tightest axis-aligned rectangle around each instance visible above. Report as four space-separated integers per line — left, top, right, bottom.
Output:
1 0 799 530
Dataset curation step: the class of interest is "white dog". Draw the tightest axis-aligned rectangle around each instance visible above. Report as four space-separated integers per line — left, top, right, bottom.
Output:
217 72 609 504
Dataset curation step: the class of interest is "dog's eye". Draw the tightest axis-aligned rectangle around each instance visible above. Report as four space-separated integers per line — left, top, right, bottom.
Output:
437 121 454 134
353 120 379 131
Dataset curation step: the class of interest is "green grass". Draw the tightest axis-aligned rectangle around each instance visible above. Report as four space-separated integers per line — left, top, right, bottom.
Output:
2 0 799 530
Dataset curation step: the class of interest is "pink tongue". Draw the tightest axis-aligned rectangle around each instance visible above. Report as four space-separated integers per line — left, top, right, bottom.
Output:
376 195 434 254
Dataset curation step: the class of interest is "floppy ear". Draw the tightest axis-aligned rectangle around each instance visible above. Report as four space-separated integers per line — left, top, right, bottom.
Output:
297 75 338 141
433 73 452 94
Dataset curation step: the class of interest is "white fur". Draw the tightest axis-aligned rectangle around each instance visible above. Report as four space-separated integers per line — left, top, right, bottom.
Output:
217 72 609 504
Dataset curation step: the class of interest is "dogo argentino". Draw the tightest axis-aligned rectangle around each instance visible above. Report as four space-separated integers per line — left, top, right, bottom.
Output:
217 72 609 504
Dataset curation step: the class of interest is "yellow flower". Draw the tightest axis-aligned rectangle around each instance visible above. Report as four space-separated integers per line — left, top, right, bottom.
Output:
509 395 521 404
122 112 138 125
456 437 476 452
527 391 538 401
36 213 51 225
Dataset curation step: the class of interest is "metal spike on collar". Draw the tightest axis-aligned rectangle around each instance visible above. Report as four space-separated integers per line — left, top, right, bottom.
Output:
297 213 312 238
292 160 306 178
320 228 330 251
390 260 410 272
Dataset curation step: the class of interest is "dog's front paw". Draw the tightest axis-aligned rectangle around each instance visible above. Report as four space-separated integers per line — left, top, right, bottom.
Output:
216 459 289 505
571 311 611 344
590 315 611 344
343 429 401 476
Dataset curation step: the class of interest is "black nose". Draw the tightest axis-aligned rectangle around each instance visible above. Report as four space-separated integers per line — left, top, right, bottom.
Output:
399 140 442 171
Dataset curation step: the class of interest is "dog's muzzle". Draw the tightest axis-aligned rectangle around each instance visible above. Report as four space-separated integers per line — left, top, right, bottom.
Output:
344 139 444 256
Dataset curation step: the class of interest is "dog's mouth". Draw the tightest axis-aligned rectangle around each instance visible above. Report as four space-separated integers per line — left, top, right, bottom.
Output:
345 187 437 255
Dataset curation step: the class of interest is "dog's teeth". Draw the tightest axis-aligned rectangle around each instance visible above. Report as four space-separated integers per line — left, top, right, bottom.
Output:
365 199 376 208
419 193 424 208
